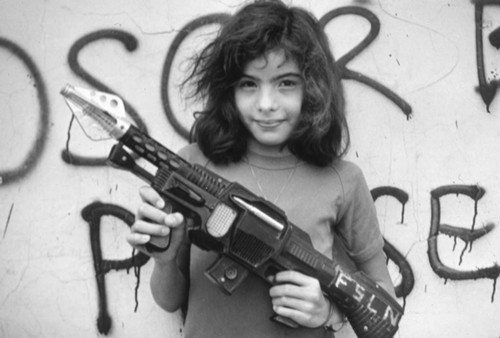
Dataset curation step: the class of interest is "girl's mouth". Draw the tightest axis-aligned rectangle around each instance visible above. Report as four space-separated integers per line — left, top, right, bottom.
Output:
255 119 284 128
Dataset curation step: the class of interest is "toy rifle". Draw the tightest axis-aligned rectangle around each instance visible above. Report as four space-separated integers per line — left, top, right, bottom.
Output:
61 84 403 337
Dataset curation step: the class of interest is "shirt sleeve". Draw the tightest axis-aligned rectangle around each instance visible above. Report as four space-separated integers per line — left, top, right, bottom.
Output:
177 143 209 165
334 161 384 264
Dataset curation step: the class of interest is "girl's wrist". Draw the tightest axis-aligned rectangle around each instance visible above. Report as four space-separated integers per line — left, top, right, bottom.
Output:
153 254 178 268
321 299 347 332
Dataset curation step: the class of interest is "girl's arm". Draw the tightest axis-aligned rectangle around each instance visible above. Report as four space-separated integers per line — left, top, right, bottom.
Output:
127 186 190 312
357 249 396 299
150 240 190 312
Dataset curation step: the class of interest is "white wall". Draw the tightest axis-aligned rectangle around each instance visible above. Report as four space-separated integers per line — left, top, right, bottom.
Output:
1 0 499 337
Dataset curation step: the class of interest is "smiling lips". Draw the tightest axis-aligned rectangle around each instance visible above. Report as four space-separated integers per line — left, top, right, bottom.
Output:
255 119 285 128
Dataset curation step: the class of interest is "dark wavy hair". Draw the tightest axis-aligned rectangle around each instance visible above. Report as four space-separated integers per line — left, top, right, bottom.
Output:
185 0 349 166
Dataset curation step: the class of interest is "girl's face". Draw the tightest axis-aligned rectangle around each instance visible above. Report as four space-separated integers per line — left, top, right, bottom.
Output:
234 49 304 154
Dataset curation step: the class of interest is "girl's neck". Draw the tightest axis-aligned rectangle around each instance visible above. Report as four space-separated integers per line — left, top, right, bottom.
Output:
246 139 299 170
247 139 292 158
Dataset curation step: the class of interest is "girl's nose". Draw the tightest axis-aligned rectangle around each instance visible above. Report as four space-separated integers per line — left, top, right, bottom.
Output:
257 87 278 113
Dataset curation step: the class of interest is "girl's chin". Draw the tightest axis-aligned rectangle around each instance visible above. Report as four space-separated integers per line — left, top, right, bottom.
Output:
251 132 290 147
253 137 284 148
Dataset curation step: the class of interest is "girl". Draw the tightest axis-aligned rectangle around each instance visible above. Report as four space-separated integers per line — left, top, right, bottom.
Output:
127 1 396 337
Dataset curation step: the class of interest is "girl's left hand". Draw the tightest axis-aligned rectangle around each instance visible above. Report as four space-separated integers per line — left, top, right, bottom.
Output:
268 270 330 328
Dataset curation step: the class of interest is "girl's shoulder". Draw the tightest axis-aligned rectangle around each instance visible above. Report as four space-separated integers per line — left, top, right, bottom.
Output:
326 159 370 197
177 143 209 165
328 158 365 181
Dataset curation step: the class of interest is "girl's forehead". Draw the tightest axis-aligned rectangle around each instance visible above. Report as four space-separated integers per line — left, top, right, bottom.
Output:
244 49 299 72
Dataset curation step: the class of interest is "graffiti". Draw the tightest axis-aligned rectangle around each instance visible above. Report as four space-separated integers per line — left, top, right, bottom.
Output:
319 7 413 119
371 187 415 300
491 25 500 49
62 29 148 166
370 184 500 304
1 4 498 179
81 201 150 334
473 0 500 112
428 185 499 302
0 37 49 186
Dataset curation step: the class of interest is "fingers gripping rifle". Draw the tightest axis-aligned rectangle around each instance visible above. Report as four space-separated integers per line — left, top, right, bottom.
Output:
61 84 403 337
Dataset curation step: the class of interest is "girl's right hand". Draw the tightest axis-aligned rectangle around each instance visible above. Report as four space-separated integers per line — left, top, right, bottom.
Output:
127 186 186 263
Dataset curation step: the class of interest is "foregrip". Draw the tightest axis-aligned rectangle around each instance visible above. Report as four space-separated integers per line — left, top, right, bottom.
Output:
327 268 402 337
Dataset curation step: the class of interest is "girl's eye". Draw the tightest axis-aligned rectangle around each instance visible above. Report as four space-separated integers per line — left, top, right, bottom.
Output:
238 79 256 89
279 78 300 88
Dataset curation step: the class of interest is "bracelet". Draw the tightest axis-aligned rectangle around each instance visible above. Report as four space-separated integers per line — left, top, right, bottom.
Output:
323 300 347 332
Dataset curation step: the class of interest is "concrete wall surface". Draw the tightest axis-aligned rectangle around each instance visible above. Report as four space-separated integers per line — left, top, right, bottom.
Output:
0 0 499 337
